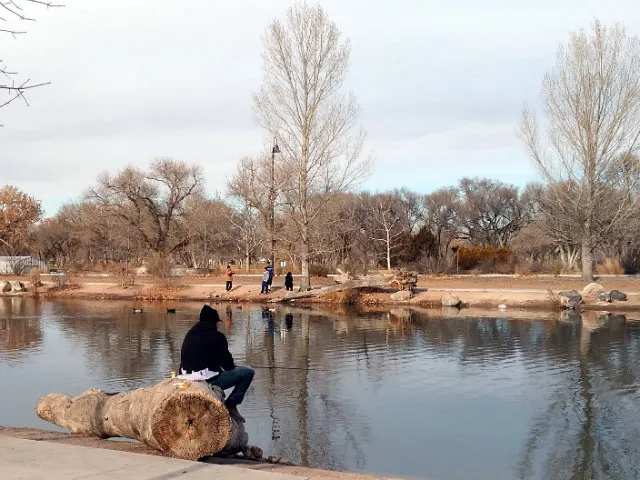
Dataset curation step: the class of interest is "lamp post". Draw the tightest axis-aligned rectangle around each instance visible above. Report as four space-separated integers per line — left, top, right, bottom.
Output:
270 138 281 269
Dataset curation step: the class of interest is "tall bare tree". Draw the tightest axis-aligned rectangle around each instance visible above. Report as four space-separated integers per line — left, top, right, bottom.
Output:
521 20 640 280
253 2 371 290
1 1 61 114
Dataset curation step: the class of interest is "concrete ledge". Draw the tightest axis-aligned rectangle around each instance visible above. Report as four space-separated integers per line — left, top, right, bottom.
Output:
0 436 304 480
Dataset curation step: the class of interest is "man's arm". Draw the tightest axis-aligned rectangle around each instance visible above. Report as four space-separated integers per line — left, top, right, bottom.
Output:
219 334 236 371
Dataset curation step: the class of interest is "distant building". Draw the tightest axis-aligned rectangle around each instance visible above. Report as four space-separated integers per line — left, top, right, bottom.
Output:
0 256 48 275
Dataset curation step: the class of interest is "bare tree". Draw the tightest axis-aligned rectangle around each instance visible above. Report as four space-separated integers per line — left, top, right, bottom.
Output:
424 187 462 261
1 1 62 114
253 2 371 290
521 20 640 280
183 196 235 270
367 193 406 271
87 159 204 264
458 178 531 248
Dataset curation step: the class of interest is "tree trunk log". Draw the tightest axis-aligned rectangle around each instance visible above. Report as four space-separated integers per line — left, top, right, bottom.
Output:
36 379 247 460
272 276 394 303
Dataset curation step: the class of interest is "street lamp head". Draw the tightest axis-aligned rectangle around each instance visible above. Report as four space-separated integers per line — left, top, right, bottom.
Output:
272 138 281 155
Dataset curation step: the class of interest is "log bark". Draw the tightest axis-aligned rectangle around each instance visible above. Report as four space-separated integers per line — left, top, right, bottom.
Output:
36 378 247 460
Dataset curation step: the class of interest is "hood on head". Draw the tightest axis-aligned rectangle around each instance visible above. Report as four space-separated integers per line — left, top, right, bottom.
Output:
200 305 221 323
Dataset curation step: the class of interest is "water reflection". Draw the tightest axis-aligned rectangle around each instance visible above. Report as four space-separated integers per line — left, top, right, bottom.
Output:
2 299 640 479
0 297 43 362
518 311 640 480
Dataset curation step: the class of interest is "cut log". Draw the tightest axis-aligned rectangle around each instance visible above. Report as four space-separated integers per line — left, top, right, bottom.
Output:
36 378 247 460
273 276 394 303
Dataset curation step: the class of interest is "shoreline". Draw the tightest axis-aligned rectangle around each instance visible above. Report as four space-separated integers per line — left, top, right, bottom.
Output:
0 426 404 480
3 274 640 313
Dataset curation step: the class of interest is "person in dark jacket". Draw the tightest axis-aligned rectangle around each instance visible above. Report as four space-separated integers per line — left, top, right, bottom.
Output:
180 305 254 422
284 272 294 291
266 261 274 292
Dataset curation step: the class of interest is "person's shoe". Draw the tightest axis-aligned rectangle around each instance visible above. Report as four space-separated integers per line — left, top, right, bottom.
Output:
225 403 246 423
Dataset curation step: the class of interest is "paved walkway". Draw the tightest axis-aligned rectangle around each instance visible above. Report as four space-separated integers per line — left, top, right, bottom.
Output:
0 436 304 480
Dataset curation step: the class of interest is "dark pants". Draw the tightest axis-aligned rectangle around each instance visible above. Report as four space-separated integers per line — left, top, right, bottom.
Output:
206 367 255 406
261 281 269 294
267 277 273 291
285 284 293 291
226 281 232 291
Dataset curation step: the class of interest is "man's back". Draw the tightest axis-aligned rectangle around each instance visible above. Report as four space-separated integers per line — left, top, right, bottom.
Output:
180 306 235 373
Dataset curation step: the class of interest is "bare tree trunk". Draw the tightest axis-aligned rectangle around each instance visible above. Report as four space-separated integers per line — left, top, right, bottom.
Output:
581 241 594 281
386 228 391 271
300 237 311 291
36 379 247 460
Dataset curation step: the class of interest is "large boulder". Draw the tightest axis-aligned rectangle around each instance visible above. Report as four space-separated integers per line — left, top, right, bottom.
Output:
390 290 412 301
2 282 11 293
609 290 628 302
582 282 606 298
558 290 582 309
442 294 462 307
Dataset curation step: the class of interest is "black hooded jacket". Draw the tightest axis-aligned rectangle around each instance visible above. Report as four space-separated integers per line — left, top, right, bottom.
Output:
179 305 236 373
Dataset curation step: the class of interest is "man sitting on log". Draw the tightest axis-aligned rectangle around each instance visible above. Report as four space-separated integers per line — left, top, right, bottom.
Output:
180 305 254 423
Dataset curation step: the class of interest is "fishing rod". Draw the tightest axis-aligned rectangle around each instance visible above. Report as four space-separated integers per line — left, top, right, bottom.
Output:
249 364 328 372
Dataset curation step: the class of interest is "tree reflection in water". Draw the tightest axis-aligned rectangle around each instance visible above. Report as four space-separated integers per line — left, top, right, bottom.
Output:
239 306 373 470
517 312 640 480
0 297 42 362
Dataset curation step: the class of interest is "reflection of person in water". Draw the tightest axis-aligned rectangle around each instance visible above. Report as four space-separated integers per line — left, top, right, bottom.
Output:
285 313 293 330
262 307 275 333
225 306 233 331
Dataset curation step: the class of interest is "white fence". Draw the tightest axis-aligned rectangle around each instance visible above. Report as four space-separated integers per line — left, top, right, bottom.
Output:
0 256 48 275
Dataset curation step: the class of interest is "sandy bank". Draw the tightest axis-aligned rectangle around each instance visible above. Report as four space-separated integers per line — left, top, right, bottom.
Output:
3 274 640 312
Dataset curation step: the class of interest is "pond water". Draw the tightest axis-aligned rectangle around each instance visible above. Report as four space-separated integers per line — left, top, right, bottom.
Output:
2 298 640 480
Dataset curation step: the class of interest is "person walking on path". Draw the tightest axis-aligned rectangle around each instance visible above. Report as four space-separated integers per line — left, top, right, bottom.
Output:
284 272 294 291
260 267 270 294
266 261 274 292
225 265 234 292
179 305 254 423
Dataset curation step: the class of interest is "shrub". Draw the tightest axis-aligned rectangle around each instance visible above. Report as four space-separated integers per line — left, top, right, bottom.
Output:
456 246 514 273
595 258 625 275
29 268 43 289
309 264 331 277
621 246 640 274
147 253 177 288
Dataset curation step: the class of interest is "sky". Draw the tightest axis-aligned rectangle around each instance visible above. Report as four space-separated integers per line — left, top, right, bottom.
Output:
2 0 640 216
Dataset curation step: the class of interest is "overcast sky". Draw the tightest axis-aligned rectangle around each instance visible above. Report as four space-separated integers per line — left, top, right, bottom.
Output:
2 0 640 216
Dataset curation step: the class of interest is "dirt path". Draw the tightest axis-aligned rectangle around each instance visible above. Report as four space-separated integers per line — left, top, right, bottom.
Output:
4 273 640 312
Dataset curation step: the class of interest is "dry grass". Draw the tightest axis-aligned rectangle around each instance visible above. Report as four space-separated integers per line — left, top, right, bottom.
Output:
596 258 625 274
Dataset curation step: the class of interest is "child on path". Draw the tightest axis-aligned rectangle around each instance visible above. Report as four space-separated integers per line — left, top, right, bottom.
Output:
260 267 270 294
225 265 234 291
